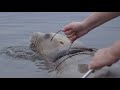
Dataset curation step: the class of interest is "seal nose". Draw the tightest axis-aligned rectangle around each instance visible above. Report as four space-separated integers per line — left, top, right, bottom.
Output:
30 43 37 52
30 43 34 48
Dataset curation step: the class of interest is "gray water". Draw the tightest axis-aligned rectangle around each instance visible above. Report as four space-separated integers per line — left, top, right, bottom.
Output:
0 12 120 78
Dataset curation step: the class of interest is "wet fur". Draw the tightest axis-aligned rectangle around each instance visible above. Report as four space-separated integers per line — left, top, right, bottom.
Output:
30 32 120 78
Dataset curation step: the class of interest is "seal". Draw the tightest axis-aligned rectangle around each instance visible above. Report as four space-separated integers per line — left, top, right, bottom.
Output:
30 32 120 78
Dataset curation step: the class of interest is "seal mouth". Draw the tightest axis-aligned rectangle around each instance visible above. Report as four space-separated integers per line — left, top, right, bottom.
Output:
30 43 37 52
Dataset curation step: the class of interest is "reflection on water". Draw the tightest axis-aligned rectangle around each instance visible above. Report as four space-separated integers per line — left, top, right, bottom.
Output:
0 12 119 78
0 45 49 78
0 45 49 69
0 46 42 60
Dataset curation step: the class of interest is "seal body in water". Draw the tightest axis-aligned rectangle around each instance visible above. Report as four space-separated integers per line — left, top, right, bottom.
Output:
30 32 120 78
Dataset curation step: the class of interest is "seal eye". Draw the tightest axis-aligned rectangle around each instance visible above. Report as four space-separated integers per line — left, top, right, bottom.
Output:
60 41 64 45
44 34 51 39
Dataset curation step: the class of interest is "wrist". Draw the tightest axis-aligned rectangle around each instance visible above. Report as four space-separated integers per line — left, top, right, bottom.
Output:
81 20 93 32
82 17 99 32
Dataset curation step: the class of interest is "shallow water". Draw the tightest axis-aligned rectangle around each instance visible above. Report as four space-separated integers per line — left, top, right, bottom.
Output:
0 12 120 78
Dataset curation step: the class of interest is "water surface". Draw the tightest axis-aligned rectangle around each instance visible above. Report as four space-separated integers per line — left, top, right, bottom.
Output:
0 12 120 78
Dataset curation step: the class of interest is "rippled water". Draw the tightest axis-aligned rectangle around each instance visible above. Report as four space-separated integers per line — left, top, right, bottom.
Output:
0 12 120 78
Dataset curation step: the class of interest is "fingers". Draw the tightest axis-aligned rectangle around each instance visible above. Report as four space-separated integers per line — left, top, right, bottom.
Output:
89 65 102 70
64 30 73 35
88 57 104 70
69 35 77 43
66 32 77 43
89 62 112 70
62 22 83 43
63 29 77 43
89 61 97 69
62 24 73 32
66 32 76 38
88 58 112 70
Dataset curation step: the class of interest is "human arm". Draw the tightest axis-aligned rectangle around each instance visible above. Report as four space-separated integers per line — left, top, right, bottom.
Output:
62 12 120 43
89 40 120 69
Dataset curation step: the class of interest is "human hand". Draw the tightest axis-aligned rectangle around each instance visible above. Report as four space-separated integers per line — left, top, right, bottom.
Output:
62 22 90 43
89 48 119 70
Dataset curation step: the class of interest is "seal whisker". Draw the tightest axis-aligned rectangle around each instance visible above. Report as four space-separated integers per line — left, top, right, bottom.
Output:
51 30 62 41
